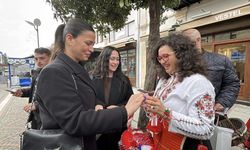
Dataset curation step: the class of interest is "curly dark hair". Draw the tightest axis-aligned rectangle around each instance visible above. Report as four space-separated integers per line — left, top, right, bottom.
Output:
152 32 206 82
92 46 129 83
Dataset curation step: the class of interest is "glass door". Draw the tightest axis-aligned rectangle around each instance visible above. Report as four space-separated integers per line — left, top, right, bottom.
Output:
215 42 249 100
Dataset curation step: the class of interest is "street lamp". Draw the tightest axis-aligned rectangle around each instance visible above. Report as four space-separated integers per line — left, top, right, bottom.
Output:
25 18 41 48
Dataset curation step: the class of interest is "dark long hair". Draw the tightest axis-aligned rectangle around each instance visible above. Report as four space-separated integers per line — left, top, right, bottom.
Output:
92 46 129 84
50 24 65 61
50 18 95 61
153 32 206 82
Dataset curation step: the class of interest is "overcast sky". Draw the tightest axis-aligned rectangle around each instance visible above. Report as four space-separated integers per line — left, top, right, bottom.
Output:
0 0 62 58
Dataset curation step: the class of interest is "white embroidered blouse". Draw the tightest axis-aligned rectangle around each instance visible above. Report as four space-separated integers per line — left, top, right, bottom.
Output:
154 73 215 140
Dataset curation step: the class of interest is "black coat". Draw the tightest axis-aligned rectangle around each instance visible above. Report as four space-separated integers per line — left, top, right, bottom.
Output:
36 53 128 150
93 76 133 108
202 50 240 108
93 75 133 150
22 69 42 129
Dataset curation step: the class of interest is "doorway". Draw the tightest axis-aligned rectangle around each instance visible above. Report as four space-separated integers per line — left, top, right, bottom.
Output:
215 42 250 101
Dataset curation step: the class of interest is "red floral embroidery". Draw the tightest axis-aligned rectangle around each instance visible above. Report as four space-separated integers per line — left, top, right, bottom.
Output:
195 93 214 119
155 76 179 101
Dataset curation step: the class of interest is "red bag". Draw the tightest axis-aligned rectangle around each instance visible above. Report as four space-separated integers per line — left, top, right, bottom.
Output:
147 119 186 150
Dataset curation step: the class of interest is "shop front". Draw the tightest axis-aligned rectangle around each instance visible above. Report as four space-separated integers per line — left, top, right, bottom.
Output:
117 42 137 87
176 2 250 101
198 18 250 101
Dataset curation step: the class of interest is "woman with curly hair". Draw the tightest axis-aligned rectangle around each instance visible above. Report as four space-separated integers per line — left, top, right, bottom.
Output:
91 46 133 150
143 33 215 150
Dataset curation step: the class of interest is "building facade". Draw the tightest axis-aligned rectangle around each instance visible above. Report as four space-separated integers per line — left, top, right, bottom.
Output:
94 0 250 101
94 9 176 87
94 10 139 86
175 0 250 101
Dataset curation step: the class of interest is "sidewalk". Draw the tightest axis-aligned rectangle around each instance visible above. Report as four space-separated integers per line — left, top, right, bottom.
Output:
0 84 9 104
0 94 28 150
228 103 250 123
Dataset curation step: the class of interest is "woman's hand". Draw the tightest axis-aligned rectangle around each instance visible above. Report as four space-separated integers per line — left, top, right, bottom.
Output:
125 93 145 117
143 96 166 117
106 105 118 109
95 104 104 111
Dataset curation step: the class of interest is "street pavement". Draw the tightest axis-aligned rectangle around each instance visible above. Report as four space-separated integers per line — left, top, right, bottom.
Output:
0 85 249 150
0 84 28 150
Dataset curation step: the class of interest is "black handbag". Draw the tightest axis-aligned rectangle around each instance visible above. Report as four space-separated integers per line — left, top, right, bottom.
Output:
20 76 84 150
20 129 84 150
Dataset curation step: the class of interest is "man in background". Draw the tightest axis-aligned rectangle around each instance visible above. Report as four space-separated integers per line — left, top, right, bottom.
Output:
12 47 51 129
183 29 240 111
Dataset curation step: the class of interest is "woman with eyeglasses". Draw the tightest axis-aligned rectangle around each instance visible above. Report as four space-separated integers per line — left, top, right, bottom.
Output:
36 18 144 150
142 33 215 150
91 46 133 150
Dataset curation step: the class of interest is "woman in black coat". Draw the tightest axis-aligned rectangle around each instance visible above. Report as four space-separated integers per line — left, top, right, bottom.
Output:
36 18 144 150
91 46 133 150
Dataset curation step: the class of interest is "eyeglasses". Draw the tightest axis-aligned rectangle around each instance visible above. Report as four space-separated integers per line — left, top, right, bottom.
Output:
109 57 120 61
157 52 174 62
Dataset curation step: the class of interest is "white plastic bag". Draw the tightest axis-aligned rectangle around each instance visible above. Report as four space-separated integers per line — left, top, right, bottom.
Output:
210 125 234 150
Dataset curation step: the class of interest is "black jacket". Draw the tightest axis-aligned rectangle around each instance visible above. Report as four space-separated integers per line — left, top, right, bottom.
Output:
202 50 240 108
93 76 133 108
36 53 128 150
92 74 133 150
22 69 41 129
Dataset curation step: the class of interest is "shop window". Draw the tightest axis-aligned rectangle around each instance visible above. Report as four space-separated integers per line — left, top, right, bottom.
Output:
233 28 250 39
216 43 246 84
109 21 135 42
202 45 213 52
215 28 250 42
128 21 135 36
120 49 136 85
201 35 213 52
215 32 230 41
127 49 136 78
115 27 127 40
120 51 128 73
201 35 212 44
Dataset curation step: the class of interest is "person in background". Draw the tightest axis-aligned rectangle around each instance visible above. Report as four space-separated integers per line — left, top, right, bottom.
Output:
91 46 133 150
143 33 215 150
36 18 144 150
12 47 51 129
182 29 240 112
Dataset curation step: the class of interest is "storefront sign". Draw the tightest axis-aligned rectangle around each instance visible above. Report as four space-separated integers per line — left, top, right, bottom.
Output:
215 9 242 21
179 4 250 30
7 58 34 65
